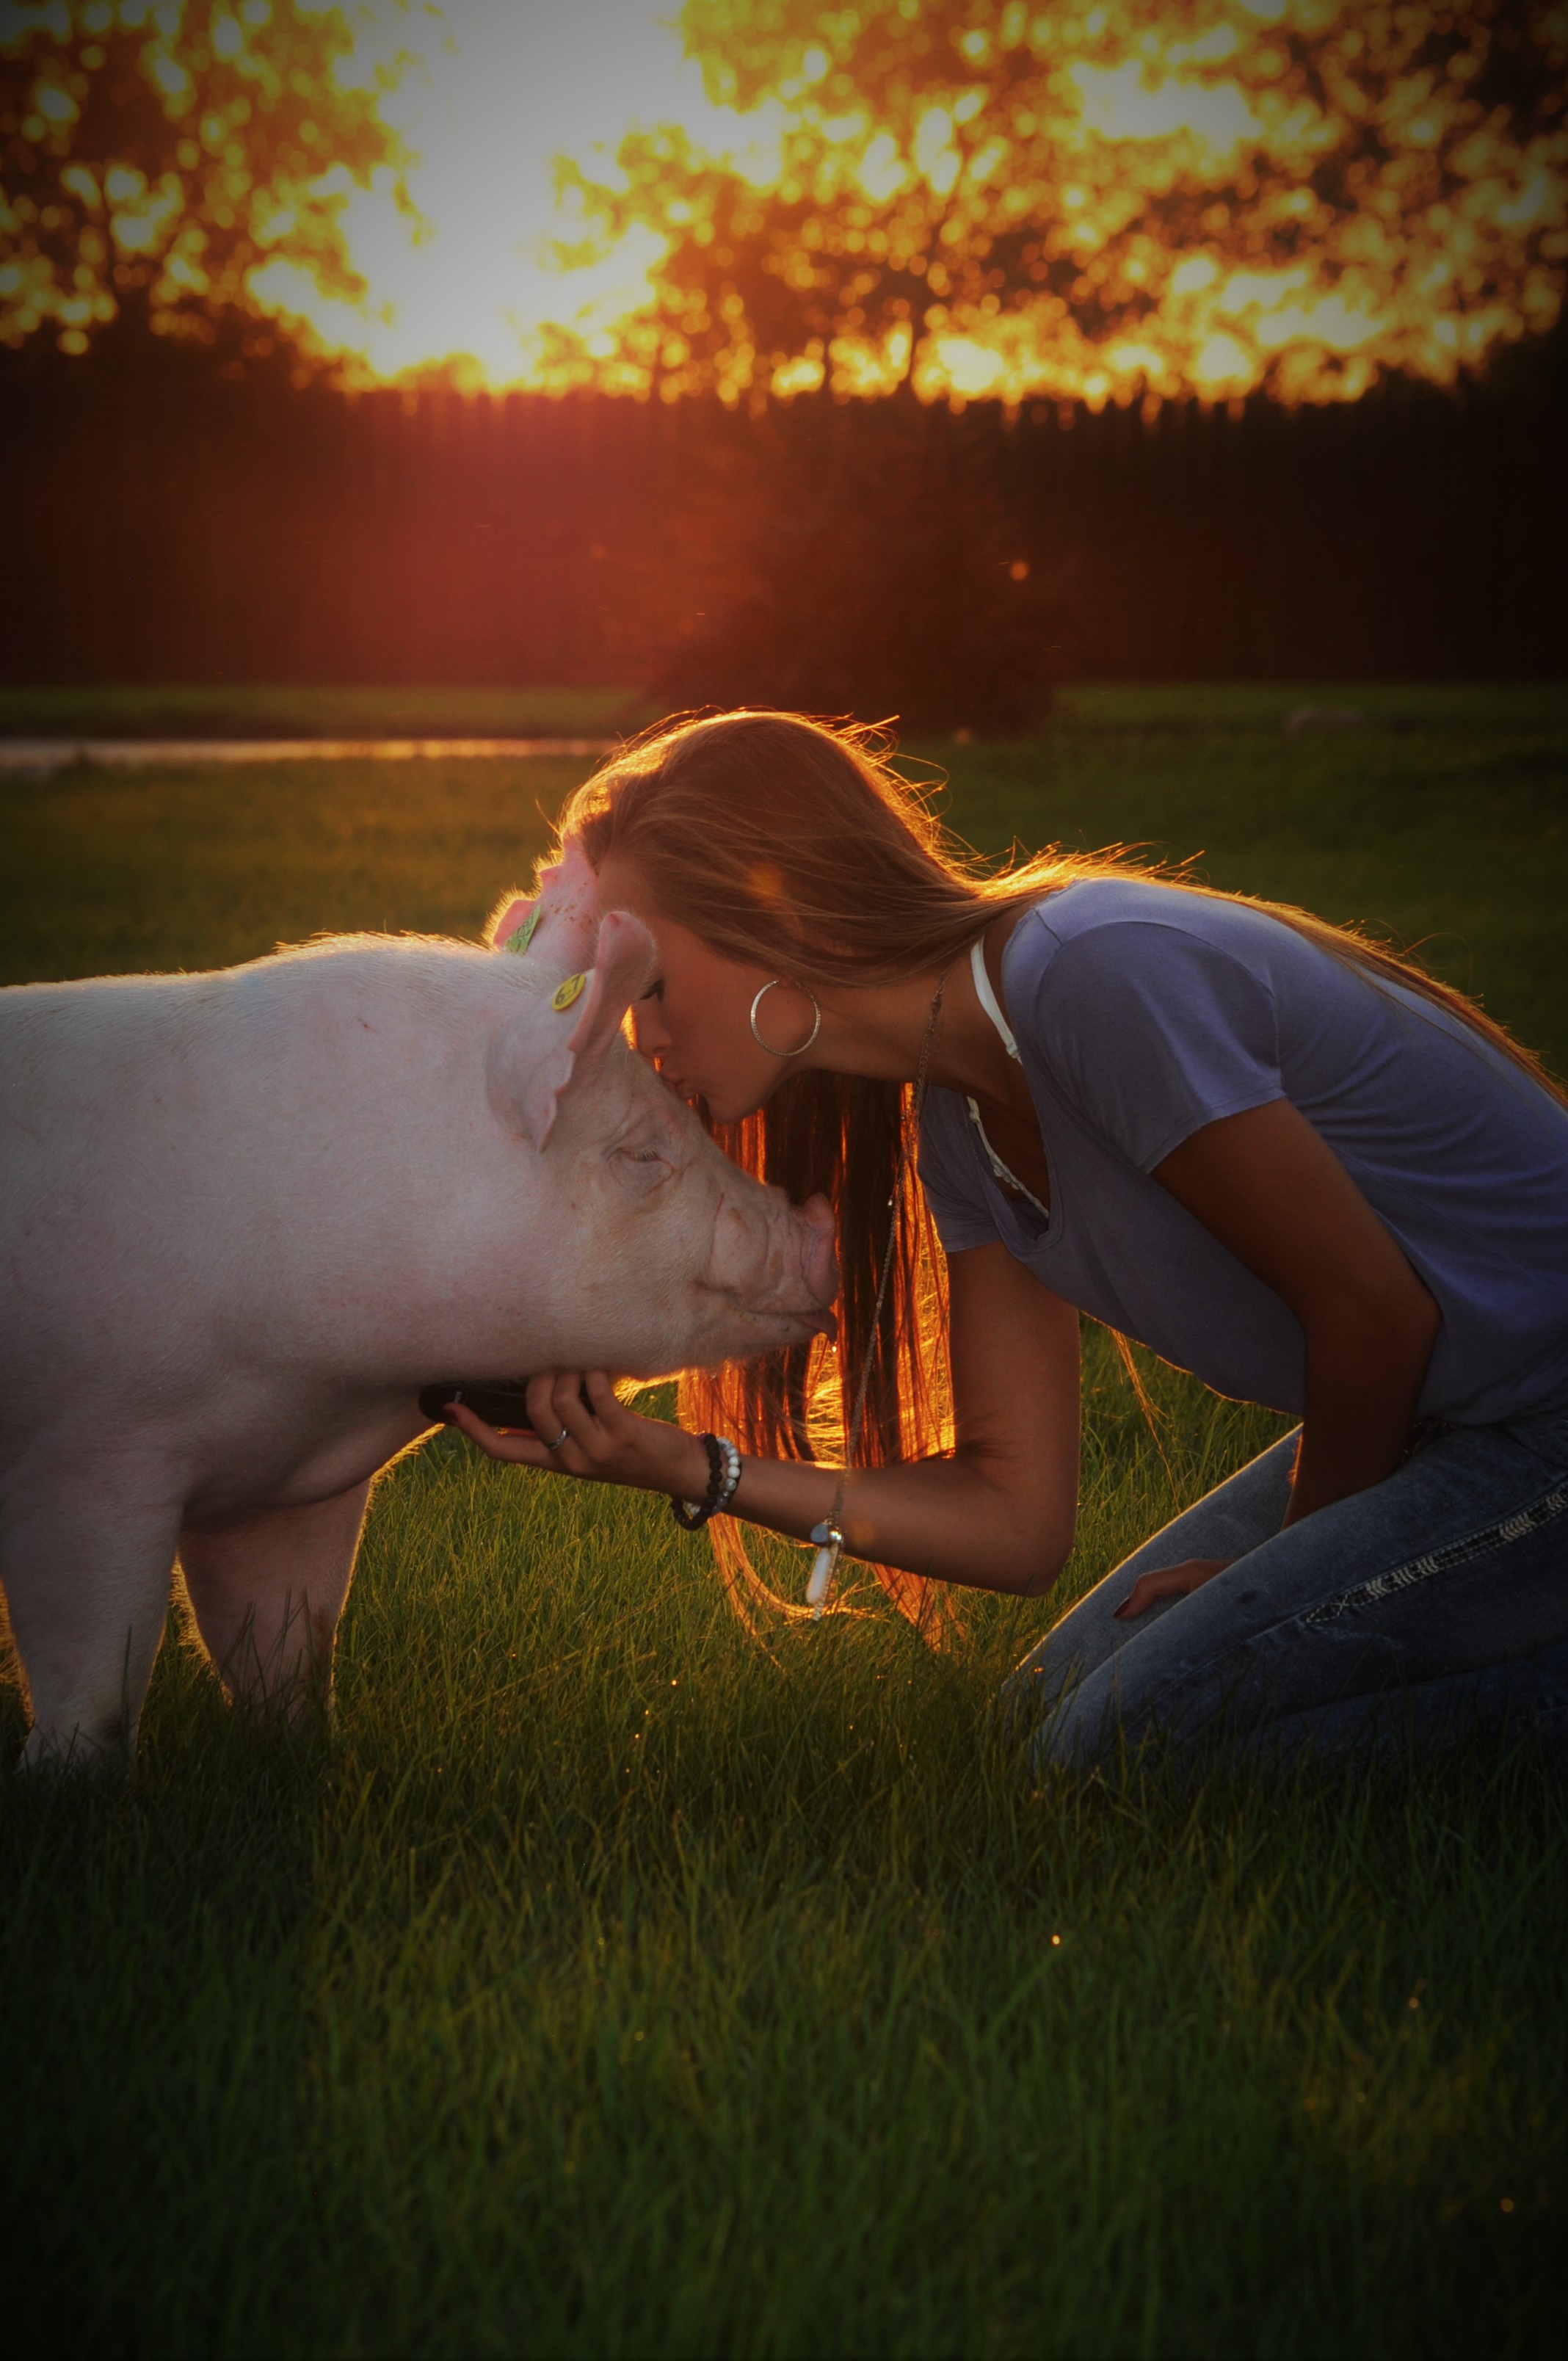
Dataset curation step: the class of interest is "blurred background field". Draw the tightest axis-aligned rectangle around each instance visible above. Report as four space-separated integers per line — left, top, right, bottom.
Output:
7 683 1566 1067
2 698 1565 2358
0 681 650 741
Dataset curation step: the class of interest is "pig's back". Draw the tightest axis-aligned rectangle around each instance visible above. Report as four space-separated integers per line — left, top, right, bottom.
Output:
1 968 231 1214
0 945 526 1397
1 972 240 1398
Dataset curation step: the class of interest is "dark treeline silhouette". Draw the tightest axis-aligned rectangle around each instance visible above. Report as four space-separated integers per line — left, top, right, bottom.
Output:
6 327 1564 728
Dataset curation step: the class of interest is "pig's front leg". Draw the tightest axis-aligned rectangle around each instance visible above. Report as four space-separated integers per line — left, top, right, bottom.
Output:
3 1467 185 1771
178 1479 371 1723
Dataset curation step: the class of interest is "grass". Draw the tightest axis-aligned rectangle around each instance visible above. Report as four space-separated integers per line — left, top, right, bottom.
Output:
0 751 583 982
2 684 1566 2357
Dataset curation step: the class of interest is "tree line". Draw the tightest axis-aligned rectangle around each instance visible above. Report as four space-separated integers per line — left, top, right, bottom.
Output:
6 326 1563 722
5 5 1561 718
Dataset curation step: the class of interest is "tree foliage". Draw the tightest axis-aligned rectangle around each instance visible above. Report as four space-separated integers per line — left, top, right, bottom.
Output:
556 0 1568 407
653 399 1066 728
0 0 402 355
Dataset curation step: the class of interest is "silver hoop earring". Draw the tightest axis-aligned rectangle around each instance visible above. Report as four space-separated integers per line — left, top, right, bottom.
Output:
749 979 822 1057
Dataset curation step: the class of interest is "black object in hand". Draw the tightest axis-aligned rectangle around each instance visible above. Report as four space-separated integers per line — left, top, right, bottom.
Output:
419 1379 537 1429
418 1379 595 1431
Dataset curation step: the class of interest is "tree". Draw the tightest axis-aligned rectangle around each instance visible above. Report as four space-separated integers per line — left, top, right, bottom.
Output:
653 394 1067 729
0 0 403 356
556 0 1568 408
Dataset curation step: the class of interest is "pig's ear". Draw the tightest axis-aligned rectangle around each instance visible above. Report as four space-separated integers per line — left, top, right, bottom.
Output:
493 836 600 973
493 910 658 1149
487 892 537 952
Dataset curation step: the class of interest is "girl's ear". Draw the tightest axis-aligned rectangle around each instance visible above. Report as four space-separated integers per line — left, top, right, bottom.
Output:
489 910 658 1148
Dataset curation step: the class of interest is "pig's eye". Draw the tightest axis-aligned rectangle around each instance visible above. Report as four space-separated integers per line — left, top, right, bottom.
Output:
609 1140 675 1197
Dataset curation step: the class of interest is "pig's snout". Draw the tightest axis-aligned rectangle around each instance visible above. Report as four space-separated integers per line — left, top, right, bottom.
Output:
709 1186 840 1344
796 1193 839 1335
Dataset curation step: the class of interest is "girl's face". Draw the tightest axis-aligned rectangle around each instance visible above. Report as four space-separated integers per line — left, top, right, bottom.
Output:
594 852 819 1123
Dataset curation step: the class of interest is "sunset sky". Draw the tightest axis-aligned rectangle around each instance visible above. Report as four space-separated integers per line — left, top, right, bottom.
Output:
252 0 786 386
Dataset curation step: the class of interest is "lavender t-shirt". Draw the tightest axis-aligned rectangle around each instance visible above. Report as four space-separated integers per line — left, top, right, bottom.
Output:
918 878 1568 1425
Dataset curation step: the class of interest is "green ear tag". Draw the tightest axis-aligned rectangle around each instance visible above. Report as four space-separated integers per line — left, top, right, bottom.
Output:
551 971 588 1012
504 904 541 955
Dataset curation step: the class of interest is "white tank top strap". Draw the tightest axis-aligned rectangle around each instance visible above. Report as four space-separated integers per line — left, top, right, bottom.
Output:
970 935 1021 1061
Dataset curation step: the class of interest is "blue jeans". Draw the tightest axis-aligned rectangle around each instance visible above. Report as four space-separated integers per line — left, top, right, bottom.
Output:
1009 1411 1568 1768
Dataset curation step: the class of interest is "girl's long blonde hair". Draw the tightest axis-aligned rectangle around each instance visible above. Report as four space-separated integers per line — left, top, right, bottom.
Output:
560 708 1563 1633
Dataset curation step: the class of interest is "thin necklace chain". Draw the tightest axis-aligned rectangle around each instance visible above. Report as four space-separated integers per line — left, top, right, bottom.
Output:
809 964 950 1613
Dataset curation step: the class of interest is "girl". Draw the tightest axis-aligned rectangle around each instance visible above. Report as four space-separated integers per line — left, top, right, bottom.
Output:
450 711 1568 1765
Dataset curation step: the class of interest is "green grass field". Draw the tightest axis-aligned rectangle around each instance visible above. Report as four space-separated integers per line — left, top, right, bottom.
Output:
2 687 1566 2357
0 681 650 741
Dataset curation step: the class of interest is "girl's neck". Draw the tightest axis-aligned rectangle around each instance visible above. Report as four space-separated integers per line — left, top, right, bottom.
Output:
802 908 1033 1111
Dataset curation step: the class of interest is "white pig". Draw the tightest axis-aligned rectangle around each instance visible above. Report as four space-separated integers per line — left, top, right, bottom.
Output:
0 841 837 1768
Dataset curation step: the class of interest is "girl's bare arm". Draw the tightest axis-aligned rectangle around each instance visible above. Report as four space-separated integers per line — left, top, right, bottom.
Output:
1152 1098 1440 1520
446 1241 1081 1595
1114 1096 1440 1620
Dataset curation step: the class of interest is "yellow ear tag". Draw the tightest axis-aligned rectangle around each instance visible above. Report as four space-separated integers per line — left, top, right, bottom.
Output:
504 904 541 955
551 971 588 1012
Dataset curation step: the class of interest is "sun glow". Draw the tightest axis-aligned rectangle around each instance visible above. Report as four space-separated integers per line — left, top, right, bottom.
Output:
250 0 783 389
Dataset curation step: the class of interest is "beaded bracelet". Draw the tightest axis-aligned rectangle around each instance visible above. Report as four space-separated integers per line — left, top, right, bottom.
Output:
671 1433 741 1530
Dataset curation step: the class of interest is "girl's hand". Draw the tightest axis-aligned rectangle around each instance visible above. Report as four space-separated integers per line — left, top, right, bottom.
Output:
442 1368 711 1501
1113 1556 1233 1620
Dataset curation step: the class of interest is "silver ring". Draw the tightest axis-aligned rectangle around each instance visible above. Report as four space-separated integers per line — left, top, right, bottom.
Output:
546 1426 570 1450
749 979 821 1057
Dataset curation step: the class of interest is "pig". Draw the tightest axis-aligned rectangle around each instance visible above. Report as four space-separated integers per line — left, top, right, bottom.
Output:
0 842 838 1769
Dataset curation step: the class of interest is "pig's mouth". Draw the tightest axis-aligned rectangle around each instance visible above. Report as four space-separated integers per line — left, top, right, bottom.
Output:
772 1302 838 1347
704 1286 836 1345
717 1302 838 1355
698 1268 840 1354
